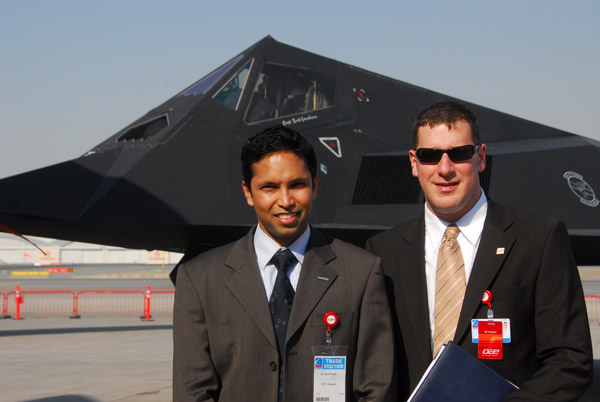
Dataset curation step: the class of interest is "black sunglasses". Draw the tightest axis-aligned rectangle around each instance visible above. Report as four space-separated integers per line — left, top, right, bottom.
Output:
415 145 480 164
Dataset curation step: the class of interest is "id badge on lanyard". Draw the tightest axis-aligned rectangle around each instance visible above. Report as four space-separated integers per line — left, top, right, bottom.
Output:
472 291 511 360
312 312 347 402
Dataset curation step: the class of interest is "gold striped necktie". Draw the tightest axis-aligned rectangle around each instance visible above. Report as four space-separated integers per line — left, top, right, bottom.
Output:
433 224 466 356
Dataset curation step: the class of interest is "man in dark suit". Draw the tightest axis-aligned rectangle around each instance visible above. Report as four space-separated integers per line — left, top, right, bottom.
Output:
366 101 593 400
174 125 396 401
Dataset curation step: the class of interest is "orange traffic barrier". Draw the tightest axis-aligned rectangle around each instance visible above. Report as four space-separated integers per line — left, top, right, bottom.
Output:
0 290 10 318
14 285 23 320
142 285 152 321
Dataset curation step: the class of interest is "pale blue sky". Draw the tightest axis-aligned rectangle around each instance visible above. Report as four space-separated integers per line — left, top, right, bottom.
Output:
1 0 598 179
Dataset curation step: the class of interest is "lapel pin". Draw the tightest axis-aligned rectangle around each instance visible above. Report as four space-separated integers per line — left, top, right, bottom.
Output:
317 276 329 281
496 247 505 255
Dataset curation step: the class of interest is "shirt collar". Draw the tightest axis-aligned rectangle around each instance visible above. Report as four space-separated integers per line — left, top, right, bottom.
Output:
424 190 488 247
455 191 488 246
254 224 310 271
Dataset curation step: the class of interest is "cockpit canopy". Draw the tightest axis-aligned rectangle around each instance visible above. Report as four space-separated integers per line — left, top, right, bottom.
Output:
243 62 335 123
181 55 336 123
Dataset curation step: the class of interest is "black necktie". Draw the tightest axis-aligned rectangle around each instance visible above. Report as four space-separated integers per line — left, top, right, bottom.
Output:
269 248 296 357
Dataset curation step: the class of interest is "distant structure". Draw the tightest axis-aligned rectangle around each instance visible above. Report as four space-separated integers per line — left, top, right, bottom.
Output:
0 234 183 266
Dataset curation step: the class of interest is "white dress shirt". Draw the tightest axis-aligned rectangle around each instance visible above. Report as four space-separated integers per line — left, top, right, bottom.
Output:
424 191 488 347
253 224 310 300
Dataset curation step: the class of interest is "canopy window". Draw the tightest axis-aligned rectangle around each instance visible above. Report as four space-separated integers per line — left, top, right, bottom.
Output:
246 63 335 123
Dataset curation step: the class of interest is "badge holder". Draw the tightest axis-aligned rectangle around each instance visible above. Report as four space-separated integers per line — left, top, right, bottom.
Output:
312 312 347 402
471 291 511 360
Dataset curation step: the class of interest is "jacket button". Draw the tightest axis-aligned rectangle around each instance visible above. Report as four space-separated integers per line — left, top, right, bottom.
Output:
269 361 277 371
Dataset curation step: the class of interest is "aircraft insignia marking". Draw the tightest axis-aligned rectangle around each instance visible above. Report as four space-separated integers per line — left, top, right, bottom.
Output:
353 88 370 102
563 171 599 207
319 137 342 158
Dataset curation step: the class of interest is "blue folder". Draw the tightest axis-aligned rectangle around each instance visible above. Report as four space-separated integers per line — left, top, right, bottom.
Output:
408 341 518 402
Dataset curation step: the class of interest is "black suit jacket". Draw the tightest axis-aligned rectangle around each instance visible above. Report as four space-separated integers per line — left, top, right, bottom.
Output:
366 200 593 401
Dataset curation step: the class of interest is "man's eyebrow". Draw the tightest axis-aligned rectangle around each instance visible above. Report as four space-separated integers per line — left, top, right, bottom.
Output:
256 180 277 186
254 175 311 186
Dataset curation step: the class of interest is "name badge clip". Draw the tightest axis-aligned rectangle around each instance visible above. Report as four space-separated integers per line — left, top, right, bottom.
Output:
481 290 494 318
313 312 347 402
323 312 339 347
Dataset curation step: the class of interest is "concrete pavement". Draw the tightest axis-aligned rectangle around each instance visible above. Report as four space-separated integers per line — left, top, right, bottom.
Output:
1 316 599 401
1 317 172 402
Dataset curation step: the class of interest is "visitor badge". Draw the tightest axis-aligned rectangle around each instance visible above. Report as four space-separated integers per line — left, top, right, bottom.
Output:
313 355 346 402
312 313 347 402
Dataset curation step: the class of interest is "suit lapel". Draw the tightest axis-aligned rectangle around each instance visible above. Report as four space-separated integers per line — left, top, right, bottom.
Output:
286 230 338 344
396 217 433 363
224 229 279 350
455 201 516 344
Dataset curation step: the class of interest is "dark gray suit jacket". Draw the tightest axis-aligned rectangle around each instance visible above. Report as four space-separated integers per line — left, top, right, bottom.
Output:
173 227 397 401
366 200 593 401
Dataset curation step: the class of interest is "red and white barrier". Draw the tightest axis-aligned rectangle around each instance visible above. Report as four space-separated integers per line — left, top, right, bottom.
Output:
1 286 174 319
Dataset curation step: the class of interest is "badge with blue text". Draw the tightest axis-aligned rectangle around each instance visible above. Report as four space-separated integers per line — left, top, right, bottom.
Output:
312 312 347 402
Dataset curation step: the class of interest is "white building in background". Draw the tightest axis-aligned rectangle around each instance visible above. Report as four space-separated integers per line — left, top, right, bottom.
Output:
0 234 183 266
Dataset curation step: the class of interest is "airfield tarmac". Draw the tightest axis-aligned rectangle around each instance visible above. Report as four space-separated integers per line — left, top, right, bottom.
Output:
1 265 599 401
1 316 172 402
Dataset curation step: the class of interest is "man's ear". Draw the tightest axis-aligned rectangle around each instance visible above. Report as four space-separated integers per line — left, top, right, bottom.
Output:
312 174 319 200
409 150 419 177
242 181 254 207
477 144 486 172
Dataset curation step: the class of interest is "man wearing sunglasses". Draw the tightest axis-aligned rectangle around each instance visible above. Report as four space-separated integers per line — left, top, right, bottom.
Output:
366 101 592 400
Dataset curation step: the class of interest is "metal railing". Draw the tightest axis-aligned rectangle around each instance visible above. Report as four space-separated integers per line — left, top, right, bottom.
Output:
1 285 174 320
3 287 599 324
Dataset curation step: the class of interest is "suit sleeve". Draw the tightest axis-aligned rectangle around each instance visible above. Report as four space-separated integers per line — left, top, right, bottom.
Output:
505 221 593 401
173 263 220 402
353 256 398 401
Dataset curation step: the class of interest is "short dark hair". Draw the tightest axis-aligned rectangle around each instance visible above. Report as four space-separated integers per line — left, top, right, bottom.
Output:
241 125 317 185
412 101 480 148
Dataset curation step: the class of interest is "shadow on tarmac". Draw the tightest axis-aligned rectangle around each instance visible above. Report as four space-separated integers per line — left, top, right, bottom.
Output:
22 396 100 402
0 324 173 337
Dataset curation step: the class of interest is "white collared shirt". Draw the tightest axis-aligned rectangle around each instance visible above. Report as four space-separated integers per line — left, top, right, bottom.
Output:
253 224 310 300
424 190 488 346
